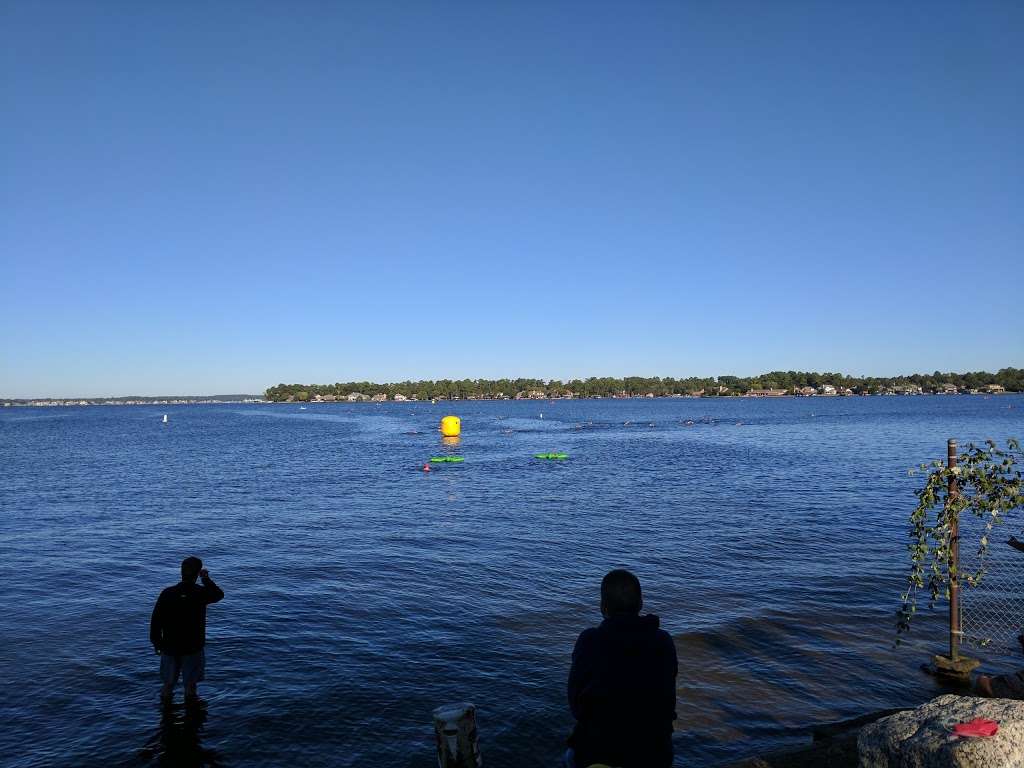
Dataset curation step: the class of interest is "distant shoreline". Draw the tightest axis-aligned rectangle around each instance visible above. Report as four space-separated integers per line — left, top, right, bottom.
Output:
264 368 1023 404
1 396 264 407
7 368 1021 406
4 391 1019 408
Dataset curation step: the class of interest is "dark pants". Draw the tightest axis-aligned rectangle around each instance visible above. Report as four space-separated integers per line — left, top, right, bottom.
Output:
160 649 205 688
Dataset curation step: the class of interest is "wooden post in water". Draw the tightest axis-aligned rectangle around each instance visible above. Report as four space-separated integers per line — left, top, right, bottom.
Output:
933 438 979 680
433 703 482 768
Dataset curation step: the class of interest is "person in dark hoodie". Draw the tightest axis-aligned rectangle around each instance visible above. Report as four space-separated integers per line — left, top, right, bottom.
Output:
150 556 224 702
565 569 677 768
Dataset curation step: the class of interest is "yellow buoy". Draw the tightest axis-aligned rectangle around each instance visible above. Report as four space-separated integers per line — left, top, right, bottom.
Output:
440 415 461 437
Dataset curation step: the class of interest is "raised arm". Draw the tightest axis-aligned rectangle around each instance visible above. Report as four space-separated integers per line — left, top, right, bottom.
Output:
200 569 224 604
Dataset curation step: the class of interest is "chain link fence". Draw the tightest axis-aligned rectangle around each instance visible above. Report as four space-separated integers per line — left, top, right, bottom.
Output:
959 515 1024 654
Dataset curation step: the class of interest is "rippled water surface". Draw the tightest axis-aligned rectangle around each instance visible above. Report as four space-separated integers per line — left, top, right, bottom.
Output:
2 396 1022 767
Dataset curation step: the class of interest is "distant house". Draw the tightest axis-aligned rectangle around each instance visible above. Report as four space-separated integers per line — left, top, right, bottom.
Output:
347 392 368 402
688 389 705 397
393 393 408 402
371 393 388 402
940 384 958 395
797 386 817 396
746 389 788 397
819 384 837 396
839 387 854 396
517 389 547 400
985 384 1006 394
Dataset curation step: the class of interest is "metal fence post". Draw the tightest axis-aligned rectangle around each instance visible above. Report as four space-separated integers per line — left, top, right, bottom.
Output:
933 438 979 680
948 438 961 662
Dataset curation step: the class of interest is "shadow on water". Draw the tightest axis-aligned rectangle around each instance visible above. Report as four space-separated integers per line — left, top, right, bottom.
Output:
669 610 956 765
135 699 223 768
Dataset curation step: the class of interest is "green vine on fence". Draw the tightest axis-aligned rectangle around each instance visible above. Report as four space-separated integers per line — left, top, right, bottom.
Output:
897 439 1023 638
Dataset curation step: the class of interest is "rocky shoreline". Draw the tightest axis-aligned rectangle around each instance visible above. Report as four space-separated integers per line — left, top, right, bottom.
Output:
726 696 1024 767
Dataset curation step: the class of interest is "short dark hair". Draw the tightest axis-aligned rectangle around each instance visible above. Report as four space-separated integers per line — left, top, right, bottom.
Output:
601 569 643 616
181 556 203 581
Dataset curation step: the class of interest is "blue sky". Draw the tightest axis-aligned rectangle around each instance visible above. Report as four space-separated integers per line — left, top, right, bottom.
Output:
2 1 1021 397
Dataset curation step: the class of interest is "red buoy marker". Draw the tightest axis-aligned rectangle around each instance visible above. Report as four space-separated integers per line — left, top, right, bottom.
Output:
422 463 431 472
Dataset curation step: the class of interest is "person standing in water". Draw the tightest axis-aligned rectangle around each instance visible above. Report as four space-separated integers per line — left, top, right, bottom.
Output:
150 556 224 702
565 569 678 768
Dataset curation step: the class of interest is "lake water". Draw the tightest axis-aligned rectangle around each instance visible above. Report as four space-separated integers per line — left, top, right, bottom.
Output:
1 395 1022 767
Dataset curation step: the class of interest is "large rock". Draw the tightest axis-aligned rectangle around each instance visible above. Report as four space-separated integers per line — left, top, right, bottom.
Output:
858 695 1024 767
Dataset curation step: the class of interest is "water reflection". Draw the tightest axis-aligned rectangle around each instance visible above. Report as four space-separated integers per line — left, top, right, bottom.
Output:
138 699 222 767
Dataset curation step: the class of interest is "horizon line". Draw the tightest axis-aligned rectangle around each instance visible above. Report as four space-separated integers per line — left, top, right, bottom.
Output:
5 365 1021 401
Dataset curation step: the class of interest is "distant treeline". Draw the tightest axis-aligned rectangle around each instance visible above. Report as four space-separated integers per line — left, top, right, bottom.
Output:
4 394 260 405
265 368 1024 401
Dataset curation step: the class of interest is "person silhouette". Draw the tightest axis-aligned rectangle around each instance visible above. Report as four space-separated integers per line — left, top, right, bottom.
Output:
150 556 224 702
565 569 678 768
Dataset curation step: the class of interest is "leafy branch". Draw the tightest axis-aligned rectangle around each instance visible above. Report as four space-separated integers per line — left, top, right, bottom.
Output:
897 439 1023 637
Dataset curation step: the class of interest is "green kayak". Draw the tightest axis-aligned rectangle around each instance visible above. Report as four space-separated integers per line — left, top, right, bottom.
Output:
534 453 569 460
429 456 465 463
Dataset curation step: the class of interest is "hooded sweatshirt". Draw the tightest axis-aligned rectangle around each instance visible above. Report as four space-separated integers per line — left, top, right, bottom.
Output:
567 614 678 768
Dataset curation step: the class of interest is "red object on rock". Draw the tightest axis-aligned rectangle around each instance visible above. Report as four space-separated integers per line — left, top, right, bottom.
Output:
953 718 999 738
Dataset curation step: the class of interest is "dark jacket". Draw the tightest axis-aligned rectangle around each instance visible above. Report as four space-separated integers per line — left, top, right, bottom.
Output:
568 614 678 768
150 578 224 656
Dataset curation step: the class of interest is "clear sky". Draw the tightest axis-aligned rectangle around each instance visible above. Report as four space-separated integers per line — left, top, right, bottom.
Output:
2 1 1021 397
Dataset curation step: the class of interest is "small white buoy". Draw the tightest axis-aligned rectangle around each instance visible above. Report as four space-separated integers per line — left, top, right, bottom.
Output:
162 414 168 424
539 413 543 419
